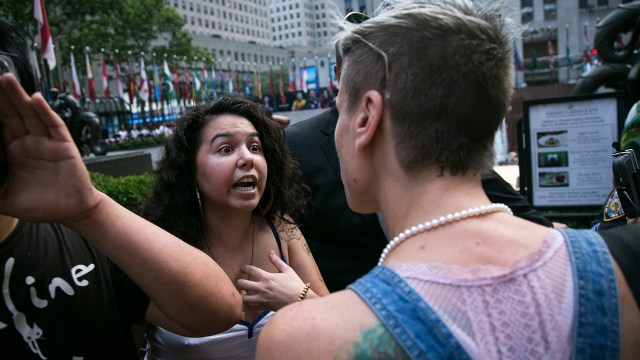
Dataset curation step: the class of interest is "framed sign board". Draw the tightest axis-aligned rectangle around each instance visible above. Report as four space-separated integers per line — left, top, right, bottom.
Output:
520 92 625 211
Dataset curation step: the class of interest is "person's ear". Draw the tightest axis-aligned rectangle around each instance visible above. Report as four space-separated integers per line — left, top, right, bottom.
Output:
355 90 384 151
334 65 341 82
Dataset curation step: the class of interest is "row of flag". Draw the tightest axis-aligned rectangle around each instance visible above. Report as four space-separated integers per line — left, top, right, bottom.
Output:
513 43 555 73
512 22 606 73
32 0 338 107
41 52 335 106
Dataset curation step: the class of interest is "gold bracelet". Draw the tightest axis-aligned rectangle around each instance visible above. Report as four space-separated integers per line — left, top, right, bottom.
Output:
297 283 311 302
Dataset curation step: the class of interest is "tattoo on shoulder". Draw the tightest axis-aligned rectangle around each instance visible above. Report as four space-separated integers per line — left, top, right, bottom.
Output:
283 223 301 243
351 324 408 359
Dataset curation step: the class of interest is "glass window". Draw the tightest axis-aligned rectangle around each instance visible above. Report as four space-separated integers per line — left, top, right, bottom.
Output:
521 0 533 23
597 0 608 5
579 0 588 8
544 0 556 20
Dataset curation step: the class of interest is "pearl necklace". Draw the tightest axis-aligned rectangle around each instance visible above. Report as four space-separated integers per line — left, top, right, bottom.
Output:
378 203 512 265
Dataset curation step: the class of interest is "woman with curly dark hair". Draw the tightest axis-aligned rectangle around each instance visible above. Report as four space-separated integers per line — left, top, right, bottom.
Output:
140 96 329 359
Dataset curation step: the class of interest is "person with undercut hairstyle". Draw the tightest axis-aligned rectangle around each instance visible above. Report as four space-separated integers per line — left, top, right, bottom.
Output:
258 2 640 358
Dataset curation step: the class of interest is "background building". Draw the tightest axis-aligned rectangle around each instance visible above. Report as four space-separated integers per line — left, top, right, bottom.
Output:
168 0 272 46
166 0 384 91
512 0 624 86
165 0 627 102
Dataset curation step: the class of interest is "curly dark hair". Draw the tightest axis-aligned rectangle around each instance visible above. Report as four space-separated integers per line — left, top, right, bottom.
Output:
139 96 308 249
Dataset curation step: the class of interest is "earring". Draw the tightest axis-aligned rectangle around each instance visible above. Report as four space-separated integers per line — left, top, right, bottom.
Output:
195 185 203 220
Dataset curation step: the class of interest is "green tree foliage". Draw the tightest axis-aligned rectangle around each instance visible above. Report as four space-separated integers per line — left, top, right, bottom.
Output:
0 0 211 62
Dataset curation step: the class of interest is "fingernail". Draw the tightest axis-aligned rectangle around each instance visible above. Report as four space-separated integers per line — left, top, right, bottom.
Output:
269 250 275 256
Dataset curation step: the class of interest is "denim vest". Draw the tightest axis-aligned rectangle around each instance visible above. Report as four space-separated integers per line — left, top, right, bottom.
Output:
348 229 620 359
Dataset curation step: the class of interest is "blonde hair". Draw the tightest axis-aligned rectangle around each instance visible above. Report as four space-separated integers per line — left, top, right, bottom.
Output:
334 0 516 174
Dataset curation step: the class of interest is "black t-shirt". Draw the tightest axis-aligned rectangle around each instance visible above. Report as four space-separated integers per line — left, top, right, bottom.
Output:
598 224 640 310
0 221 149 359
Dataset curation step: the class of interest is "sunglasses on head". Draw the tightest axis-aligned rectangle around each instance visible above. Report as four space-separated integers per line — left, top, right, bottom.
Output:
344 11 370 24
0 51 19 82
341 12 391 100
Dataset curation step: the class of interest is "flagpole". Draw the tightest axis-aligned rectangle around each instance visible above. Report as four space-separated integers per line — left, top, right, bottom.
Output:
280 61 286 105
101 48 108 100
300 57 305 93
32 40 44 94
328 53 333 97
114 49 125 129
127 50 134 127
182 55 187 107
52 42 60 91
69 45 79 99
173 55 181 112
56 43 65 93
140 51 147 124
85 46 90 103
217 58 222 97
268 62 273 109
192 56 197 105
257 62 260 99
152 52 157 116
315 56 320 94
43 52 51 100
163 53 169 117
155 52 164 121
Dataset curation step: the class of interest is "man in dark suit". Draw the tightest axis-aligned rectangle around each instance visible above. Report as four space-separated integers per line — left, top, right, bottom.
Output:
286 106 388 292
286 104 553 292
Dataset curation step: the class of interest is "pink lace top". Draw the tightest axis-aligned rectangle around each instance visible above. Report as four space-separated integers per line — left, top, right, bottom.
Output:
386 229 574 359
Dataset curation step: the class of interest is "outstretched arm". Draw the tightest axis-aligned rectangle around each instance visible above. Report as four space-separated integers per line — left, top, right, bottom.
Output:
0 73 242 336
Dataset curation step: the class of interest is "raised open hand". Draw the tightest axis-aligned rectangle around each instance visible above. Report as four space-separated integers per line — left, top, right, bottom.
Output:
0 73 99 223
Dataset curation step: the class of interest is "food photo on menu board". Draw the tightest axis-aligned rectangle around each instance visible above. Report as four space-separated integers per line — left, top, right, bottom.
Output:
538 171 570 187
538 151 569 168
537 130 568 148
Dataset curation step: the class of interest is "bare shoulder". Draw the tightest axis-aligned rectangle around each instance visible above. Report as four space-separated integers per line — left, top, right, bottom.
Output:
257 290 408 359
612 259 640 359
